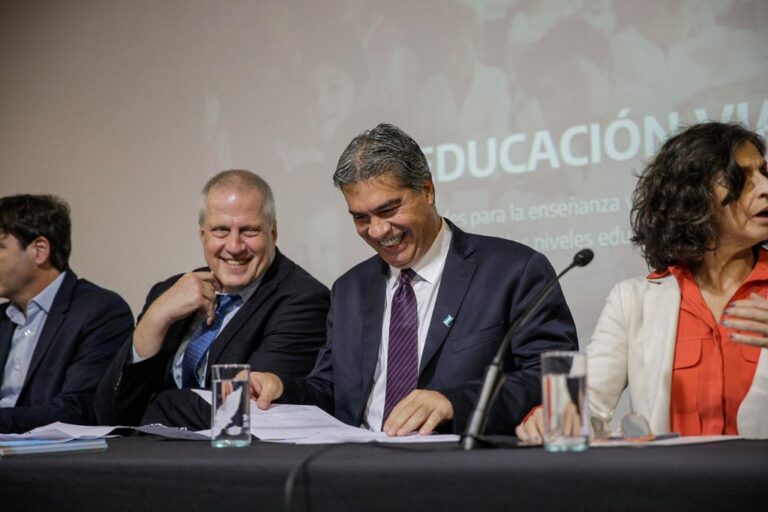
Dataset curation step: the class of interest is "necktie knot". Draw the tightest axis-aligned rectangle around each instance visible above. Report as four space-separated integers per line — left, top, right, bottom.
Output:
399 268 417 286
215 293 241 314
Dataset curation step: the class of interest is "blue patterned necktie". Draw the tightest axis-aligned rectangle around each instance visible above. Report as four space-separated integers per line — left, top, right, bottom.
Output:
382 268 419 428
181 293 241 388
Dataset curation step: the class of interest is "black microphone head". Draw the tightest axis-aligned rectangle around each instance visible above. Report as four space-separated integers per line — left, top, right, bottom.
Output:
573 249 594 267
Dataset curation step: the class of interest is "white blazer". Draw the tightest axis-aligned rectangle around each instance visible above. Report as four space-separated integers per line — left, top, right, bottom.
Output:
587 274 768 438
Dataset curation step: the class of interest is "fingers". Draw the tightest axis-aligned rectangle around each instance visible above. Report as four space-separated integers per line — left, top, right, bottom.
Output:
515 421 541 444
724 295 768 346
723 294 768 345
249 372 284 410
189 273 218 325
200 272 223 315
204 302 216 326
383 390 453 436
156 272 219 321
515 407 543 444
199 270 223 292
386 405 428 436
382 394 421 436
730 332 768 348
220 380 234 401
723 317 768 336
189 272 218 304
725 307 768 326
419 409 445 436
563 402 582 437
201 270 224 293
726 294 768 319
132 272 220 359
192 270 218 283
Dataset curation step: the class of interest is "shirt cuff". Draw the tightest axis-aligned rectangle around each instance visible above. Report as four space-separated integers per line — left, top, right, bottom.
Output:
131 345 147 364
521 404 542 425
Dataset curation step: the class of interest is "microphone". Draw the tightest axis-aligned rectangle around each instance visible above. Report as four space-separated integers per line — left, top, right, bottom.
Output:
462 248 594 450
573 248 594 267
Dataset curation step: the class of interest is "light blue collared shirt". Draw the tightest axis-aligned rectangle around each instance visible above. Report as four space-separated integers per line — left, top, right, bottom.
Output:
0 271 67 408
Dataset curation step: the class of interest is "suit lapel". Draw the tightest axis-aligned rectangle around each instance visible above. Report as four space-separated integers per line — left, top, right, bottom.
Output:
642 275 680 432
23 271 76 388
419 227 476 375
361 265 387 394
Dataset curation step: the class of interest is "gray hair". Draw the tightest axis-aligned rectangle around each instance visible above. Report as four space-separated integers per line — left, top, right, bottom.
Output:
333 123 432 191
199 169 276 226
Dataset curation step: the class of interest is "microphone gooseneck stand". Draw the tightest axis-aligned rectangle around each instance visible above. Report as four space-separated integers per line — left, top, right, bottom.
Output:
462 249 594 450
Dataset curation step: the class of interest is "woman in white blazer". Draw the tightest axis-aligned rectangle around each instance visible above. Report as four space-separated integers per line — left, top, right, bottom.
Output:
518 122 768 442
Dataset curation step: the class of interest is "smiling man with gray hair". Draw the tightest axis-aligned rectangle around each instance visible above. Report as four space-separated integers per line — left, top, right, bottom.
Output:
95 170 329 428
248 124 578 436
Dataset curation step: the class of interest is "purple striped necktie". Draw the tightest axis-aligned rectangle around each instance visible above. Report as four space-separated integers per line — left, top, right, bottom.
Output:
382 268 419 428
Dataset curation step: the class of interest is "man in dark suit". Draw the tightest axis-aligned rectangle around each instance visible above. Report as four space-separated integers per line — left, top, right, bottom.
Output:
0 194 133 433
95 170 329 428
249 124 577 436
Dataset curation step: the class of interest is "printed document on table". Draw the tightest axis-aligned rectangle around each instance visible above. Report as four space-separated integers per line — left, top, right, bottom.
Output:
251 404 458 444
591 435 742 448
2 422 211 442
193 389 459 444
134 424 211 440
0 422 120 442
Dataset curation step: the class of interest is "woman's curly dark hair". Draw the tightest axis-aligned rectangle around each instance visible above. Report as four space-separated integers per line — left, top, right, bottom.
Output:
631 122 766 272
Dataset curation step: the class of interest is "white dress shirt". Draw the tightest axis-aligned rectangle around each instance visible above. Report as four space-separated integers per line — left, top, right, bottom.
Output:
363 220 452 430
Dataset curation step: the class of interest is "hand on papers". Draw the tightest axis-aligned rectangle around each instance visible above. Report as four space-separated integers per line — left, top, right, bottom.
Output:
192 390 460 444
515 406 544 444
383 390 453 436
248 372 284 410
724 292 768 348
515 403 583 444
133 271 221 358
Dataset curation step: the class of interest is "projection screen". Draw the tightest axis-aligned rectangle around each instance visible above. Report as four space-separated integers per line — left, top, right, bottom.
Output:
2 0 767 353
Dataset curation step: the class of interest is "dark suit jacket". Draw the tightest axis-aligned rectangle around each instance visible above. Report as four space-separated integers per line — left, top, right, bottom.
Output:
280 222 578 434
0 271 133 433
94 249 329 427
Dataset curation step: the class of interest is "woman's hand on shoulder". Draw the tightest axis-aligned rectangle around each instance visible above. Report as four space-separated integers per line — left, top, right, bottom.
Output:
724 292 768 348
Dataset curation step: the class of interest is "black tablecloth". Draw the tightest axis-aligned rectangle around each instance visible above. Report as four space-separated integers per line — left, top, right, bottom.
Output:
1 436 767 511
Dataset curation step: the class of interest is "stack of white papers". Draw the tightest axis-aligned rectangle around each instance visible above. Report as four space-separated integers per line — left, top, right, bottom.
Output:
250 403 458 444
0 423 114 456
194 389 459 444
0 422 119 442
8 397 461 446
590 435 741 448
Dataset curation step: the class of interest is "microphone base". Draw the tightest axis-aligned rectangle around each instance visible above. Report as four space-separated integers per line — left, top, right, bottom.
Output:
461 434 538 450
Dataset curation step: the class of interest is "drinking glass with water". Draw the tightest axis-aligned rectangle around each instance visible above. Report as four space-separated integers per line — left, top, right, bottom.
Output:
541 351 588 452
211 364 251 448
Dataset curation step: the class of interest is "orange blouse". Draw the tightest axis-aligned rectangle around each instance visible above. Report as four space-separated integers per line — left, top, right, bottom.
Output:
659 252 765 435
